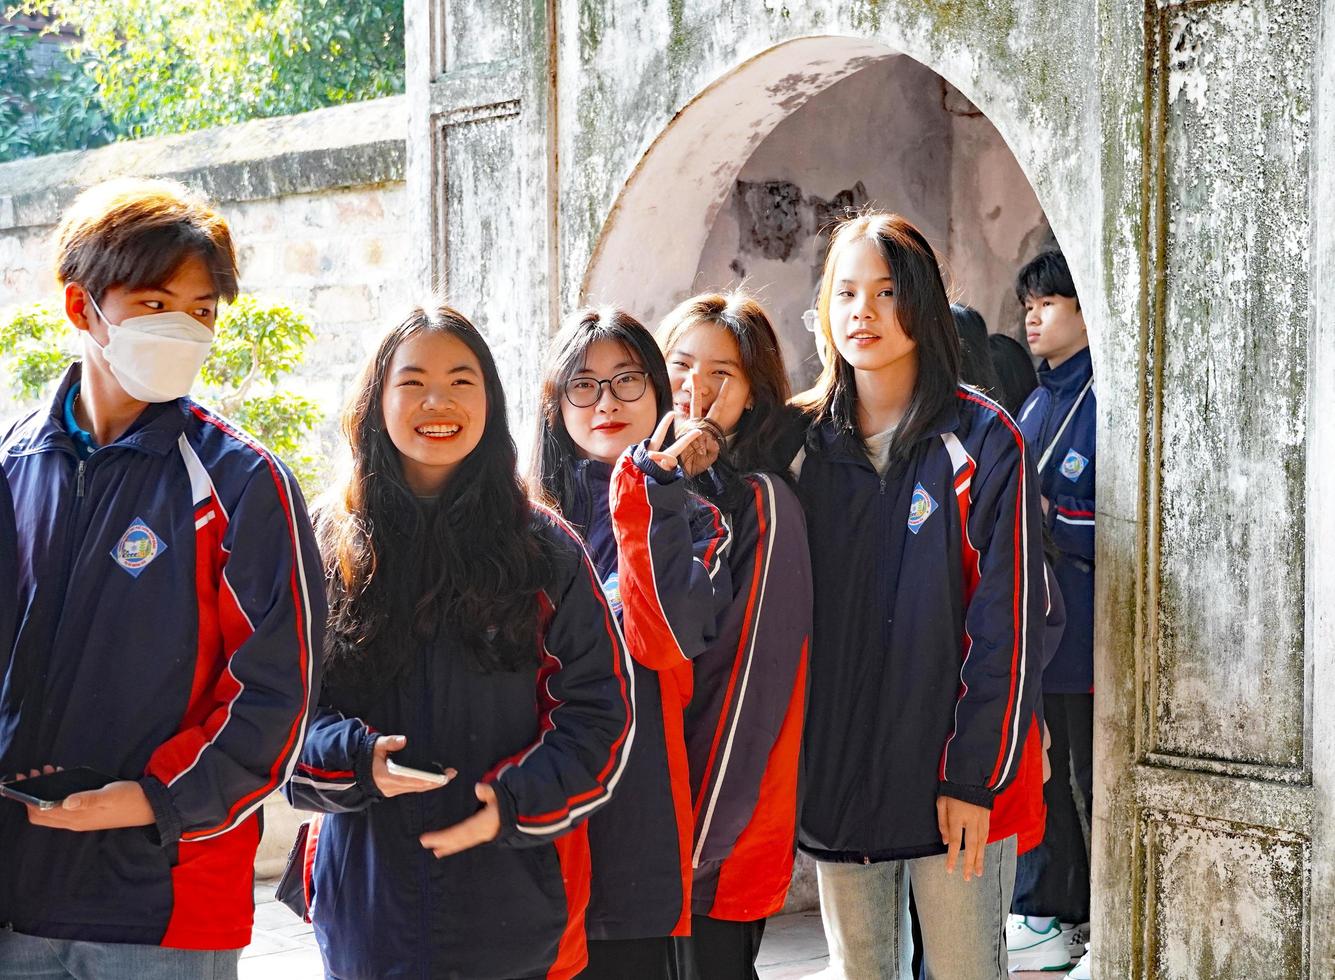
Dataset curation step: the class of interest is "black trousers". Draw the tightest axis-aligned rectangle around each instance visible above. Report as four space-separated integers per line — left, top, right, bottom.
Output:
673 915 767 980
579 937 678 980
1012 693 1094 923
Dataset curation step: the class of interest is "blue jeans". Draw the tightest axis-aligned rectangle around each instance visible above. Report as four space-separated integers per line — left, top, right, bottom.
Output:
0 928 240 980
816 835 1018 980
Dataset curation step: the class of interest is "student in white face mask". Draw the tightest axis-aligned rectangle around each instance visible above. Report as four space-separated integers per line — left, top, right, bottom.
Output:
0 177 324 980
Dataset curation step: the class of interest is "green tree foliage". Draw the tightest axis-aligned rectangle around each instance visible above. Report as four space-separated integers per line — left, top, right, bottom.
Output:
0 31 120 162
0 297 326 491
4 0 402 148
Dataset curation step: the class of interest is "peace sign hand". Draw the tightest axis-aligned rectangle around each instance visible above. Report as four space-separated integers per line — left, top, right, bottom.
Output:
647 379 734 476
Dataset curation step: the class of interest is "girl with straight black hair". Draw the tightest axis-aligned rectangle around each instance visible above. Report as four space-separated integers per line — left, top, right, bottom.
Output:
286 302 634 980
950 303 1002 397
791 213 1047 979
987 332 1040 417
656 293 812 980
533 307 733 979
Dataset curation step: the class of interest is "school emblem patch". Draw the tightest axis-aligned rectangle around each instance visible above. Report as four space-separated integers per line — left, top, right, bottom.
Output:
601 571 623 616
907 483 938 535
111 517 167 578
1060 449 1089 482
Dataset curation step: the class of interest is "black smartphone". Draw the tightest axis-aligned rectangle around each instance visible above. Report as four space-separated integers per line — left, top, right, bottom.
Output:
0 767 117 810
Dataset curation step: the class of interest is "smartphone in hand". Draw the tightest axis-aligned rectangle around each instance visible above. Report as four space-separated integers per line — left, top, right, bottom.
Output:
0 767 117 810
384 760 455 787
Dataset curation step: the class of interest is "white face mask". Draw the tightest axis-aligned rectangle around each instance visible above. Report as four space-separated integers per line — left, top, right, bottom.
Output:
87 294 215 403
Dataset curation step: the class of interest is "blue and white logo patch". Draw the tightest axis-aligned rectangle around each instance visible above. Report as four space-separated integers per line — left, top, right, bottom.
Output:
601 571 623 616
1060 449 1089 482
111 517 167 577
907 483 938 535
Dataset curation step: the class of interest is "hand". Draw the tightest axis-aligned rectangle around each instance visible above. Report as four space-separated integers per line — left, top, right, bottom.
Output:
936 795 991 882
678 380 741 477
1041 495 1051 516
646 412 707 473
648 379 734 475
1042 722 1053 784
19 767 154 832
419 782 501 858
370 735 452 798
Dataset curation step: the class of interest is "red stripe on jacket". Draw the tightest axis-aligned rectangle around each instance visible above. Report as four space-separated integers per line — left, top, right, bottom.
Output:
956 391 1029 790
177 407 312 837
482 532 634 829
691 481 768 826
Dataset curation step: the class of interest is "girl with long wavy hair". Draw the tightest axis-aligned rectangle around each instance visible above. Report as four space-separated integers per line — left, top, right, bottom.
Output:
285 303 634 980
532 307 733 979
655 293 812 980
791 213 1047 979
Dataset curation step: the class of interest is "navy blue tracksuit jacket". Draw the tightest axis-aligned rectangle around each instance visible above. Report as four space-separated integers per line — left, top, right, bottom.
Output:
1 469 15 660
1 364 324 949
1016 347 1096 693
562 445 733 940
684 471 811 921
795 387 1046 861
286 508 633 980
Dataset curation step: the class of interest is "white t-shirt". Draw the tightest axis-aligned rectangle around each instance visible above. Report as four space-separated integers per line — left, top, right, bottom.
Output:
864 426 897 477
789 426 897 480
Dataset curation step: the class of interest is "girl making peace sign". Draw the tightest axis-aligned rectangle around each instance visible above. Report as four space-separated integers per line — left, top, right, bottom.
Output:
533 307 733 978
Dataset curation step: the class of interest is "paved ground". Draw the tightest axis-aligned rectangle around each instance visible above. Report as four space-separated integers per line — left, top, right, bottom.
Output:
241 881 1076 978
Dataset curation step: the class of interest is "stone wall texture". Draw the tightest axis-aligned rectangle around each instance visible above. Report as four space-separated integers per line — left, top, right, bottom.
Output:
0 96 410 470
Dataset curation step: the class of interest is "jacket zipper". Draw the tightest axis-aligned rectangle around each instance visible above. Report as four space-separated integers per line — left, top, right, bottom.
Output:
878 470 890 651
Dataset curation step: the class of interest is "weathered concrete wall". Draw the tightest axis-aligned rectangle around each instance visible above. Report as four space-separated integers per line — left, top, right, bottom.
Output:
0 97 410 469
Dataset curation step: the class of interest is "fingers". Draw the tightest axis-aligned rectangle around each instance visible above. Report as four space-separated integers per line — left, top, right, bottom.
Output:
648 413 675 453
969 826 987 881
936 796 950 845
703 378 731 422
420 812 484 859
690 385 700 421
63 789 95 811
662 426 704 462
419 783 501 858
375 735 408 758
943 809 963 876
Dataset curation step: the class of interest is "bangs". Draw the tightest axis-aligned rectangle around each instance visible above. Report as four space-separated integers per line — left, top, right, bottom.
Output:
91 223 238 302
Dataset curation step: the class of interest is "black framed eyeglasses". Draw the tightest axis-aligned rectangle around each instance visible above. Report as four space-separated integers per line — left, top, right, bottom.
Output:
563 370 650 408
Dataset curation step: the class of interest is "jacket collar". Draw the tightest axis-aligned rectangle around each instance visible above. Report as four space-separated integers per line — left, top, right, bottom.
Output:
808 394 962 467
6 362 190 459
1037 346 1093 398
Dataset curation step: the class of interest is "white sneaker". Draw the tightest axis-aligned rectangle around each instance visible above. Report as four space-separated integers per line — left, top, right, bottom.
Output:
1006 915 1074 972
1068 944 1092 979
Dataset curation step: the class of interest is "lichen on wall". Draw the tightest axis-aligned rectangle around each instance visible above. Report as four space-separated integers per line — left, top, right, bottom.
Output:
1153 0 1313 773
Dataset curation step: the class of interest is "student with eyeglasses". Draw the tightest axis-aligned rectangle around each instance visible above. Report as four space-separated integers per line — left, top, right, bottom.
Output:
532 307 734 978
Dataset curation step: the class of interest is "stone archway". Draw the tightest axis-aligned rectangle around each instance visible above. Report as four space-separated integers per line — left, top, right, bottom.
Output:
407 3 1335 974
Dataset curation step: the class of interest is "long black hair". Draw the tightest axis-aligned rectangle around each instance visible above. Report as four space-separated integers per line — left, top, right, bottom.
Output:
532 307 672 526
794 212 961 458
950 303 1001 395
320 303 550 702
987 333 1040 417
657 291 795 511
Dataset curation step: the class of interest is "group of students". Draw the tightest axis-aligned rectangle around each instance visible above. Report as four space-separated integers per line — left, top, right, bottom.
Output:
0 177 1096 980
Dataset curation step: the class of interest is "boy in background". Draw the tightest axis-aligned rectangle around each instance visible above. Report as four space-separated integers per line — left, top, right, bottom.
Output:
1005 251 1096 978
